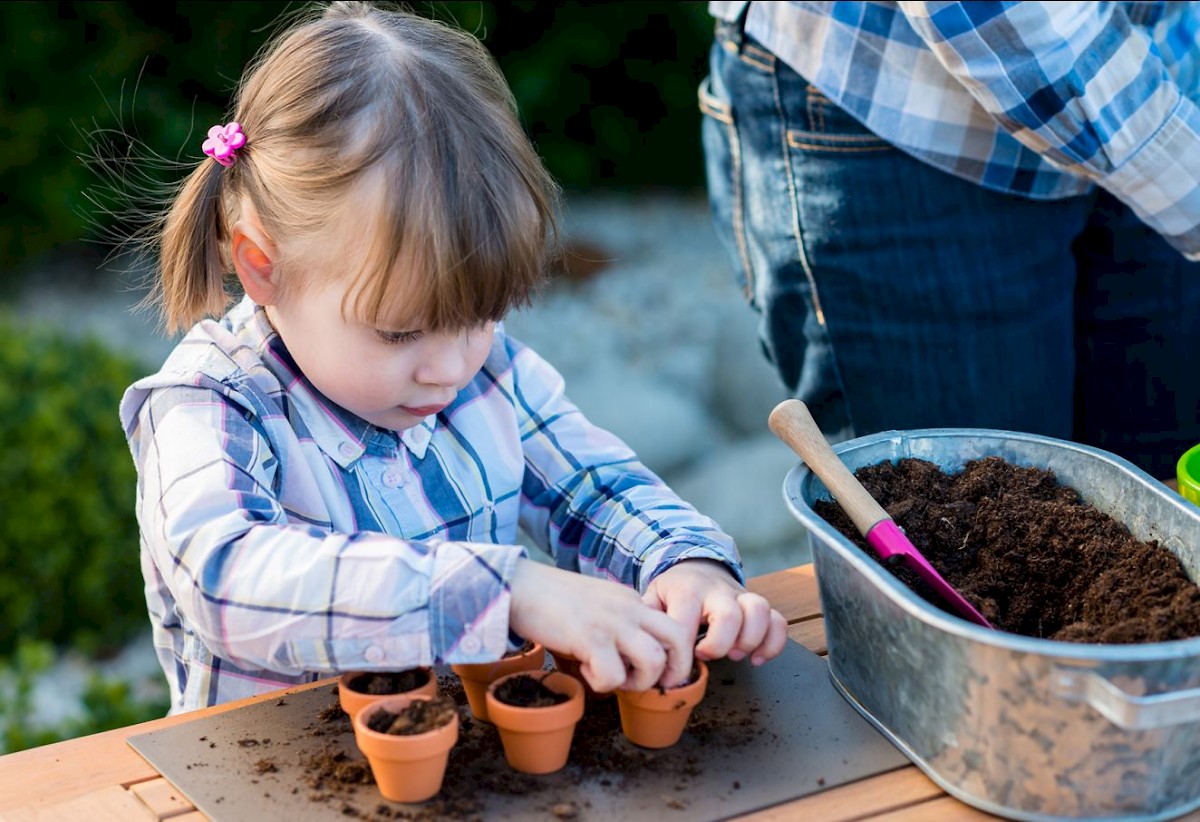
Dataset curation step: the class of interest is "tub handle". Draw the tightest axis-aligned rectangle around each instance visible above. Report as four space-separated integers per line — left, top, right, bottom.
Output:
1052 667 1200 730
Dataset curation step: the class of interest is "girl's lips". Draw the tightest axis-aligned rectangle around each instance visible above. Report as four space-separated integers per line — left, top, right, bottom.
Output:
402 403 448 417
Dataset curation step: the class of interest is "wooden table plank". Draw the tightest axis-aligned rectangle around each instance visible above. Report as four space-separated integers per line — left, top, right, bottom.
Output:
128 778 195 819
868 795 1005 821
786 617 827 655
0 785 158 822
748 563 822 623
738 767 942 822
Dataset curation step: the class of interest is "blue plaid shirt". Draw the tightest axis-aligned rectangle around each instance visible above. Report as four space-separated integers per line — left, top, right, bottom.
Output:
121 296 741 712
711 1 1200 258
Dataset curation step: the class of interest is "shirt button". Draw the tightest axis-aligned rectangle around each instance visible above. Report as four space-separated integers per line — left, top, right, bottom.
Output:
382 471 400 488
364 645 384 664
482 501 495 513
460 635 482 655
338 442 356 458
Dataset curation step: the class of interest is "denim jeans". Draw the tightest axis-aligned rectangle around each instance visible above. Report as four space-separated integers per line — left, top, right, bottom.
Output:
700 21 1200 479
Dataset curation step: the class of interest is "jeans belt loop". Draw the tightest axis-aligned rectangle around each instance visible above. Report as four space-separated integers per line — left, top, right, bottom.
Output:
716 1 750 49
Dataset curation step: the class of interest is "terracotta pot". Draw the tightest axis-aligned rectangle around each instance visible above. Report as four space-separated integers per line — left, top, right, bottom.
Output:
616 659 709 749
338 667 437 721
352 694 459 803
485 671 584 774
450 641 545 722
549 651 612 700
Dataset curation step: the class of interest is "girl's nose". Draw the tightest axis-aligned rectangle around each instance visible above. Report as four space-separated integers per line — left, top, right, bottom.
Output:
415 333 473 387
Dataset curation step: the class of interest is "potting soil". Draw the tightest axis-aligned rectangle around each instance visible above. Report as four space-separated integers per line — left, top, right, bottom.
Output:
814 456 1200 642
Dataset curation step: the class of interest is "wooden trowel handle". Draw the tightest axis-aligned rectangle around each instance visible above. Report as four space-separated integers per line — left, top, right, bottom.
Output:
768 399 890 537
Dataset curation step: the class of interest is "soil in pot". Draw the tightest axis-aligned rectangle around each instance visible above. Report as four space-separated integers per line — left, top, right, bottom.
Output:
813 456 1200 642
338 667 436 720
348 670 432 697
365 695 456 735
492 673 571 708
451 640 545 722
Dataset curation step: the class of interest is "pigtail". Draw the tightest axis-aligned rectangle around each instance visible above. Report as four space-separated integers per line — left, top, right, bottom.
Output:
155 159 232 334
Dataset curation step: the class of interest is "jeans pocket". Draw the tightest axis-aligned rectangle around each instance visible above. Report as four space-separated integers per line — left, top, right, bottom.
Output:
787 86 893 155
700 74 756 306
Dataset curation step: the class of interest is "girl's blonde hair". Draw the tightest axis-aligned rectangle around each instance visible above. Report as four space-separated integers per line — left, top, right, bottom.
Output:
155 1 559 333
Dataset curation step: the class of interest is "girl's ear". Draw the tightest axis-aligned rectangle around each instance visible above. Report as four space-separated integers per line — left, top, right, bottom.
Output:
231 217 278 306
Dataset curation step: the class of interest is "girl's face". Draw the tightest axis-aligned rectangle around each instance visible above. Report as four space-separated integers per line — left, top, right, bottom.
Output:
264 274 494 432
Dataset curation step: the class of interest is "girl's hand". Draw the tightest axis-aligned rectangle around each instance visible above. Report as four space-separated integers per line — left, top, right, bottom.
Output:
508 559 693 693
643 558 788 674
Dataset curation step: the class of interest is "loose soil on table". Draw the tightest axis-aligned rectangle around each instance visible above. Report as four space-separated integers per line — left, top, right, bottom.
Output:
813 456 1200 643
295 673 767 820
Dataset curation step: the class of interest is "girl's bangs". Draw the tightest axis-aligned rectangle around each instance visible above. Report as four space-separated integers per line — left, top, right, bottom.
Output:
342 173 549 333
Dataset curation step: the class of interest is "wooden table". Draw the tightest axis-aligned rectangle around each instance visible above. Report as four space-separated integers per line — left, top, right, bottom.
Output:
0 563 1178 822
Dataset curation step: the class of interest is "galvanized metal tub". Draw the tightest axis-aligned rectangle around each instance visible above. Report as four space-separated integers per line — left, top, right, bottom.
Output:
782 428 1200 822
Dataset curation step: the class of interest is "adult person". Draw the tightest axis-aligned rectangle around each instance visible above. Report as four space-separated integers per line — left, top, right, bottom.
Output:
700 1 1200 479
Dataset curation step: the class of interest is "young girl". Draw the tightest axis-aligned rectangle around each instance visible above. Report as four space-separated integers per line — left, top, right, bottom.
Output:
120 1 786 714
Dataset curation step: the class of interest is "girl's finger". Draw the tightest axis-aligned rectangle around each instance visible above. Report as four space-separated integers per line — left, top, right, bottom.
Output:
616 630 669 692
750 610 789 666
639 608 694 688
732 592 772 654
581 644 629 694
692 596 741 661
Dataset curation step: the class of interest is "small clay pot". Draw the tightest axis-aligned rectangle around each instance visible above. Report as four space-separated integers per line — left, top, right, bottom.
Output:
616 659 709 749
338 667 437 721
352 694 458 803
485 671 584 774
549 651 612 700
451 641 545 722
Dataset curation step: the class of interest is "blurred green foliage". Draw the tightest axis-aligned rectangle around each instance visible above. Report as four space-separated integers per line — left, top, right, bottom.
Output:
0 319 145 658
2 1 715 274
1 639 169 754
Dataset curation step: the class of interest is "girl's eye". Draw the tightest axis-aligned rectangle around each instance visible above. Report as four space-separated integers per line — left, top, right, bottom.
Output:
376 329 424 346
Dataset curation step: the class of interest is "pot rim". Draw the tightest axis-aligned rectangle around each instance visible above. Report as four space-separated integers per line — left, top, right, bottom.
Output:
450 641 545 678
353 694 458 744
785 426 1200 661
616 658 709 706
485 670 585 729
339 666 435 693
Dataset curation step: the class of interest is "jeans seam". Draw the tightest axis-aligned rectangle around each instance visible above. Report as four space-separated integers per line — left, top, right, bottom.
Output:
729 118 754 303
738 43 775 73
787 130 887 144
699 80 753 301
773 72 826 328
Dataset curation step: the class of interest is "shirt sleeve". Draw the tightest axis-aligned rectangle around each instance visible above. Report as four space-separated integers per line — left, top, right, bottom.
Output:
126 383 525 675
505 339 744 593
898 1 1200 259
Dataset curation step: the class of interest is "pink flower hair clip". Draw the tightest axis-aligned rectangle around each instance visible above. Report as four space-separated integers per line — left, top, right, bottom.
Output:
202 122 247 168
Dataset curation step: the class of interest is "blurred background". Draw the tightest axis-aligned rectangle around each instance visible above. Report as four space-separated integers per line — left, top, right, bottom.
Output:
0 1 807 752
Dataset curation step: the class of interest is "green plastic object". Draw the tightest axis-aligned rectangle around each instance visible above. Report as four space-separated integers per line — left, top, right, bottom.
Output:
1178 443 1200 506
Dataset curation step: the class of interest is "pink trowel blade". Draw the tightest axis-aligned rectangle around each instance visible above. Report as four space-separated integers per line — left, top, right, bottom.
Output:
867 520 993 628
769 399 994 630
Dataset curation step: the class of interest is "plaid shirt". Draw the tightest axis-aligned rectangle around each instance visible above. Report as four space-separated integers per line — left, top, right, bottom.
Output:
121 296 740 712
711 1 1200 259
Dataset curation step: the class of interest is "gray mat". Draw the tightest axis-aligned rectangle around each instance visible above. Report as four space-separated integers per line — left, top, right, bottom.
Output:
129 639 907 820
